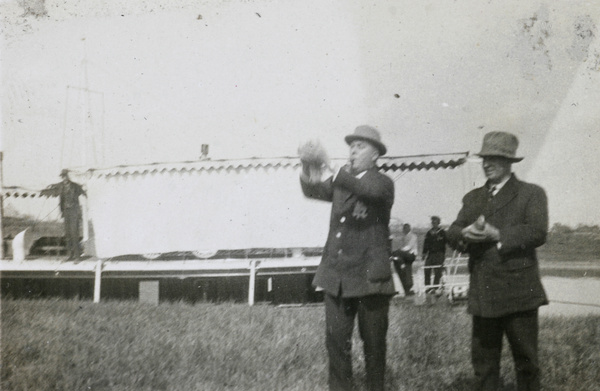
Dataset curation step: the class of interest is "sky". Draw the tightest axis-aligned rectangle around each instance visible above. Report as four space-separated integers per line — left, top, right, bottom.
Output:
2 0 600 227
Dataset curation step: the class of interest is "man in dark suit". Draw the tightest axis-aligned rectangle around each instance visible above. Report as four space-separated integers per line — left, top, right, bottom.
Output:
447 131 548 391
42 169 87 261
58 169 86 261
300 125 395 391
422 216 447 293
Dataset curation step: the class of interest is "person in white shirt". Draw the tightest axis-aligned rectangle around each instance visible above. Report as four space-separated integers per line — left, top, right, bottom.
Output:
391 223 417 296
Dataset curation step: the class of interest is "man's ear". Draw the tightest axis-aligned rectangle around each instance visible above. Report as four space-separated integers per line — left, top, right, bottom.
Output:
371 151 380 163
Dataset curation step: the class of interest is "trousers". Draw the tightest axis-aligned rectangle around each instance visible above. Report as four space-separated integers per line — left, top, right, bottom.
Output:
391 251 415 295
472 309 540 391
424 252 445 290
63 208 81 258
324 293 390 391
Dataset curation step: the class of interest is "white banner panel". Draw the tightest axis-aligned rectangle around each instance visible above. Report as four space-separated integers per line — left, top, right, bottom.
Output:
83 162 331 258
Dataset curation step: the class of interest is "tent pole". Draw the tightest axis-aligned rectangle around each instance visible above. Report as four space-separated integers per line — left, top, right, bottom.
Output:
248 259 257 306
0 151 4 260
81 194 89 242
93 258 103 303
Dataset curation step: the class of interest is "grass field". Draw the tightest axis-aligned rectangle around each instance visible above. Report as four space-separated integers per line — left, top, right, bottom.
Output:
2 298 599 391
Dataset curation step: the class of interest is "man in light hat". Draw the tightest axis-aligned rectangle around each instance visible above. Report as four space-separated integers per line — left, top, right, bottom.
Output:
58 169 86 261
299 125 395 391
447 131 548 391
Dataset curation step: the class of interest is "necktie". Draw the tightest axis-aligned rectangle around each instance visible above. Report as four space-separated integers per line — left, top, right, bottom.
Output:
488 185 496 200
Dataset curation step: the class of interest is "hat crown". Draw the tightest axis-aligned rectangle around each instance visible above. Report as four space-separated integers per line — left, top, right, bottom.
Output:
477 131 523 161
344 125 387 155
353 125 382 142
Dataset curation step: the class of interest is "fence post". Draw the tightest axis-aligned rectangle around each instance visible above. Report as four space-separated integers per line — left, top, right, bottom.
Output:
248 259 258 306
0 152 4 260
93 258 103 303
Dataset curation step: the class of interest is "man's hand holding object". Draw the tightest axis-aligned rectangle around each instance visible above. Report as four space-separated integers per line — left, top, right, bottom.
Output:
298 140 330 183
461 215 501 243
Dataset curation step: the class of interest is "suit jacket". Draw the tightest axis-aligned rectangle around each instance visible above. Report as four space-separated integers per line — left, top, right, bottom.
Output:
59 181 85 217
423 228 447 255
447 174 549 317
301 167 396 298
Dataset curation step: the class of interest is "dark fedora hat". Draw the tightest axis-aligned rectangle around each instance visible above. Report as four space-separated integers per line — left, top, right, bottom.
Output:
60 169 69 177
477 131 524 162
344 125 387 155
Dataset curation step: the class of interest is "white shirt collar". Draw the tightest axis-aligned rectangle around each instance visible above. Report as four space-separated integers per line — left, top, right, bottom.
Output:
355 170 367 179
489 174 511 195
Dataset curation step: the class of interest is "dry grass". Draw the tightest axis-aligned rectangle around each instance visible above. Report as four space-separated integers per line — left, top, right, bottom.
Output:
2 298 599 390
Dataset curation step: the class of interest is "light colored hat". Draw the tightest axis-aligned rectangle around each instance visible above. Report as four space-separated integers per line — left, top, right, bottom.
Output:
344 125 387 155
477 131 523 162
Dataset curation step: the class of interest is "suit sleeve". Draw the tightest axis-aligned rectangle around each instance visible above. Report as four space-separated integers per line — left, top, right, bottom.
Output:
300 176 334 202
447 194 470 251
77 183 87 197
422 231 431 254
407 234 418 254
498 185 548 253
59 194 65 216
333 169 394 208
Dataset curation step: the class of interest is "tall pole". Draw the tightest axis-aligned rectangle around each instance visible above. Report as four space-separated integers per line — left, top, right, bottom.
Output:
0 151 4 260
248 260 257 306
0 42 4 260
93 258 102 303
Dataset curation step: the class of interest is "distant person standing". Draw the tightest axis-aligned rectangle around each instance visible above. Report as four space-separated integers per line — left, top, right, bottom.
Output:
422 216 447 293
57 169 86 261
299 125 395 391
447 131 548 391
391 223 417 296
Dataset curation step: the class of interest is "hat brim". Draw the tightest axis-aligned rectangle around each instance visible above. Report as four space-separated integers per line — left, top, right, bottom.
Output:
476 153 523 162
344 135 387 156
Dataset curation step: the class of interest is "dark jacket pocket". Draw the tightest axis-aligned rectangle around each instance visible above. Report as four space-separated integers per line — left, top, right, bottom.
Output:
366 249 392 282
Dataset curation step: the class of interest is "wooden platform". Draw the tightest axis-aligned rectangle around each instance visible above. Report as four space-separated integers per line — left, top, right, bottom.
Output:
0 256 321 305
0 256 321 278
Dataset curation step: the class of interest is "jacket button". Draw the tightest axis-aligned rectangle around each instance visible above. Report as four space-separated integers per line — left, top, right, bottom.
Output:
336 232 342 238
338 249 343 255
340 216 346 223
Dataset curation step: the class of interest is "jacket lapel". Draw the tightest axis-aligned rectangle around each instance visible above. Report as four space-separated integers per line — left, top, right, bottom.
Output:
341 188 355 211
332 182 354 216
488 174 519 214
338 167 374 212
